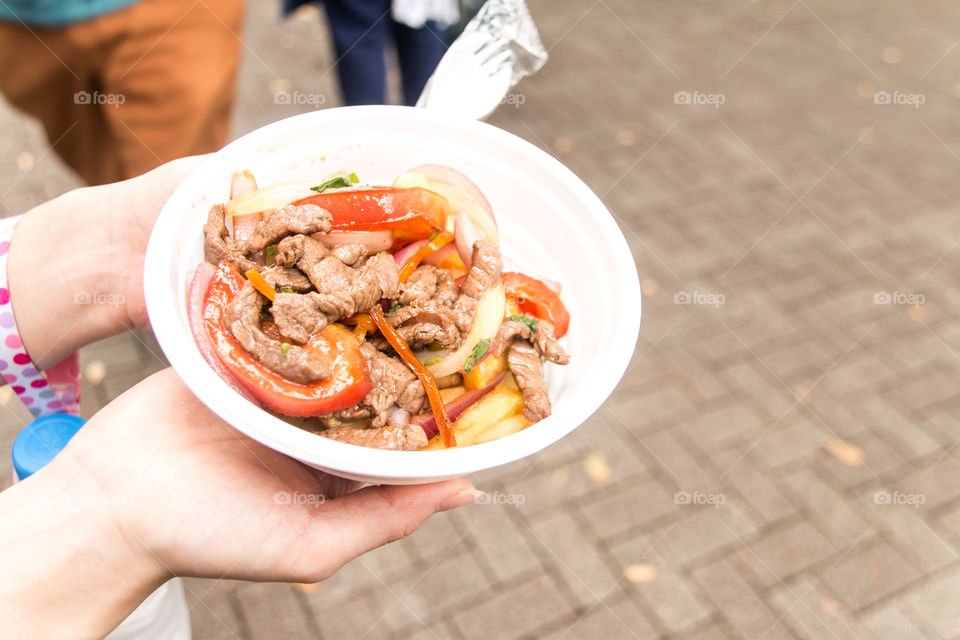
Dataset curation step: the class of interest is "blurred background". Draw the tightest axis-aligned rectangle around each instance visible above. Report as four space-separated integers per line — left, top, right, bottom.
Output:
2 0 960 638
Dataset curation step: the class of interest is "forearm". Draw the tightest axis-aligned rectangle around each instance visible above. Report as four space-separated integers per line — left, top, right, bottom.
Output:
0 458 166 638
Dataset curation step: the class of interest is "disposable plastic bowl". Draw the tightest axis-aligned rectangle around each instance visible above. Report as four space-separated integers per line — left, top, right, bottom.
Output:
144 106 641 484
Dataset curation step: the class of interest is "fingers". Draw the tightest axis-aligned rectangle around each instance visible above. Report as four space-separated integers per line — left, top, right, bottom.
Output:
302 478 477 579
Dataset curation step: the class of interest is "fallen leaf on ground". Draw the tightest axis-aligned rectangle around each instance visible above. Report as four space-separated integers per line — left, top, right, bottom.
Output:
825 439 865 467
624 564 658 583
583 451 611 487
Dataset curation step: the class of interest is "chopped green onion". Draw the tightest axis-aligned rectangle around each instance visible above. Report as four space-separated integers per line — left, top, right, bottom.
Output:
387 303 403 314
279 287 295 294
510 315 538 332
264 245 278 257
281 342 290 358
428 228 441 241
310 176 352 193
424 355 442 366
348 172 359 183
463 338 491 373
382 347 398 358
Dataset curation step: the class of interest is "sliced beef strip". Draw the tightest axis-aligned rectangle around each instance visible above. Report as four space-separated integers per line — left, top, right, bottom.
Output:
277 234 399 315
241 204 332 254
330 243 366 266
399 265 457 307
261 266 312 292
319 423 428 451
270 292 328 344
203 204 258 273
269 234 399 343
494 318 569 365
224 281 329 383
382 304 461 349
507 340 552 422
355 342 426 427
452 240 502 333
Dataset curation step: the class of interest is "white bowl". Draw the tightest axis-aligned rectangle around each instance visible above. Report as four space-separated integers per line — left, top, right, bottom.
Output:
144 106 641 484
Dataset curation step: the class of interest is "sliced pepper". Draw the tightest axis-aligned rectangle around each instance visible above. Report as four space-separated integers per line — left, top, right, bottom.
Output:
293 187 451 248
205 262 371 416
398 231 454 282
245 269 277 301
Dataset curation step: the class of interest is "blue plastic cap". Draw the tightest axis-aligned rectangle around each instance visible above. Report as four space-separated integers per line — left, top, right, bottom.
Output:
12 414 85 481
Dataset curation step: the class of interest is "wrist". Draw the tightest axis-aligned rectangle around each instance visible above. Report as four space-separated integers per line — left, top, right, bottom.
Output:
7 185 139 369
0 456 167 638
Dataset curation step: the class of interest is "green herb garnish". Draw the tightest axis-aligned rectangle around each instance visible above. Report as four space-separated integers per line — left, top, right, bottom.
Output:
424 355 442 366
310 176 352 193
281 342 290 358
382 347 398 358
265 245 278 257
279 287 295 294
348 172 359 183
427 228 441 241
463 338 491 373
510 315 538 332
387 303 403 314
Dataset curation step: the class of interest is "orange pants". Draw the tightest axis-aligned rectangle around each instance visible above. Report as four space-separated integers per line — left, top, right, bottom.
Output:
0 0 245 184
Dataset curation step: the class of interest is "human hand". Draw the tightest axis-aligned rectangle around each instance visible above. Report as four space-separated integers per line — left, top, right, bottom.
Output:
0 368 475 638
7 156 207 369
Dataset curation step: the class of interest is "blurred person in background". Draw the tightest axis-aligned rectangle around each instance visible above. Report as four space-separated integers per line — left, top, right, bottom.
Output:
285 0 457 106
0 0 245 185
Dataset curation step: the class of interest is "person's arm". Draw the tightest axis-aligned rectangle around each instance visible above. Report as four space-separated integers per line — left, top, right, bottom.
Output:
6 157 204 369
0 369 477 639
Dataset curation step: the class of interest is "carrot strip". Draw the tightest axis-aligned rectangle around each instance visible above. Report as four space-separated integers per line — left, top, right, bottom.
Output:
368 306 455 447
245 269 277 301
399 231 453 282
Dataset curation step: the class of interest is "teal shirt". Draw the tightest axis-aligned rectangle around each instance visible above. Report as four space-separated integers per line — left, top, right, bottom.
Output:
0 0 140 26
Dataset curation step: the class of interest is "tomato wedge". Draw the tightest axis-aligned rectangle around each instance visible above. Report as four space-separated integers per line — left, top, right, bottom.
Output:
203 261 371 416
502 272 571 338
294 187 451 247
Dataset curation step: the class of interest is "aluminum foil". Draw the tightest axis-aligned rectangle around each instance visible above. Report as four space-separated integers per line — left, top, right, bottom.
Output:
417 0 548 120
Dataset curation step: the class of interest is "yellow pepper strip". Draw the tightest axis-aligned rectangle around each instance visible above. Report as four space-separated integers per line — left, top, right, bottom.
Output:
245 269 277 301
399 231 454 282
343 312 377 342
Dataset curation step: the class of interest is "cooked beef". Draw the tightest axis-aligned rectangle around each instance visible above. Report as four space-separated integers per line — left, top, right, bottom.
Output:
494 318 569 365
399 265 457 307
242 204 331 254
384 304 461 349
203 204 258 273
453 241 502 332
269 234 399 343
204 203 332 272
270 292 328 344
507 340 551 422
330 243 366 266
319 423 428 451
276 234 399 315
261 266 312 292
355 342 426 427
224 282 329 383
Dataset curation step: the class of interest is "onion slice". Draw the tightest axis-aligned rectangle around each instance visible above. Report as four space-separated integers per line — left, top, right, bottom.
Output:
225 181 316 217
187 263 260 405
454 211 484 268
425 283 506 377
314 230 393 253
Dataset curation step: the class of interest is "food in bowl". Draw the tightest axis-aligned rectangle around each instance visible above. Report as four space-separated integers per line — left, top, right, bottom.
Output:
190 164 570 451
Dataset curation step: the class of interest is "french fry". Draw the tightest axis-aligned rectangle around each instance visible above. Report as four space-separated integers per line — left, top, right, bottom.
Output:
463 349 509 390
471 413 532 445
435 373 463 389
423 386 525 449
439 385 467 404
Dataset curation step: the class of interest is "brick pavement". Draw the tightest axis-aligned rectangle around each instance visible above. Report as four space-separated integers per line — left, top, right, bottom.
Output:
2 0 960 638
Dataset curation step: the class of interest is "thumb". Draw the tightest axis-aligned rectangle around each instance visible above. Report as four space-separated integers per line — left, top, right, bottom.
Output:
301 477 477 580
